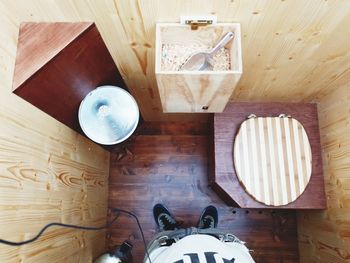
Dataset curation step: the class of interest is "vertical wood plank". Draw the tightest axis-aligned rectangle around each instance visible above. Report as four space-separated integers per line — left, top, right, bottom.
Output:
258 117 270 205
250 118 261 201
276 118 289 204
292 119 305 192
0 15 110 262
284 118 297 201
267 117 279 205
298 84 350 263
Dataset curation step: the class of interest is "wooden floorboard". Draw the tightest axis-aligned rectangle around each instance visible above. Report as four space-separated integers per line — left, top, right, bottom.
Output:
106 122 299 263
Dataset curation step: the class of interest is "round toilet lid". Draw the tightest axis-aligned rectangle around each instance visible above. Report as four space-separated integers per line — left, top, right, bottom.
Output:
233 116 312 206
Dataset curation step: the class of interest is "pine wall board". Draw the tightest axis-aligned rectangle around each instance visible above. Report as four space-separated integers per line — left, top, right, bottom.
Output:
297 84 350 263
2 1 350 262
2 0 350 121
0 3 110 262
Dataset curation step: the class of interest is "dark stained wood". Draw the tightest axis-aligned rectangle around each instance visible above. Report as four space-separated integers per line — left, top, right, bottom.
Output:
12 22 92 90
209 102 326 209
107 121 299 263
136 121 210 135
13 22 127 133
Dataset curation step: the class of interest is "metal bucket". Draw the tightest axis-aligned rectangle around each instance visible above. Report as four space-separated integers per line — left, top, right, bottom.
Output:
78 86 139 145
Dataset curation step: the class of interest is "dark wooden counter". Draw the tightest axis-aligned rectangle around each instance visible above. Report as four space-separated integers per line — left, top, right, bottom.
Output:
209 102 326 209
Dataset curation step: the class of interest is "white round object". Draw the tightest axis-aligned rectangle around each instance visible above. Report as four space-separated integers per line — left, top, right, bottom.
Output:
78 86 139 145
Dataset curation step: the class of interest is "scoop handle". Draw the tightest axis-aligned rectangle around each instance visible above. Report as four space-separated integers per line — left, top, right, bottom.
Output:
208 32 234 56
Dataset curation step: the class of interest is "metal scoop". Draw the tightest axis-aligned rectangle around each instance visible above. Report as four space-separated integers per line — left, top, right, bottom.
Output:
180 31 234 71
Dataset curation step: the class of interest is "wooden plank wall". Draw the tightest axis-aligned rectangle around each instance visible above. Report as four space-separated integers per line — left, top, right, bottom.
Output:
1 1 350 262
0 7 110 263
1 0 350 121
297 85 350 262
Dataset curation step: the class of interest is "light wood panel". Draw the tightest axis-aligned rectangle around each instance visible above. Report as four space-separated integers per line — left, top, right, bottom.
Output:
12 22 92 90
0 8 110 262
1 0 350 120
155 23 242 112
234 116 312 206
156 73 242 112
297 85 350 263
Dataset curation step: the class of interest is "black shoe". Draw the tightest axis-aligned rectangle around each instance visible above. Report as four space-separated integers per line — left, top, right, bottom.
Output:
197 206 218 229
153 204 179 231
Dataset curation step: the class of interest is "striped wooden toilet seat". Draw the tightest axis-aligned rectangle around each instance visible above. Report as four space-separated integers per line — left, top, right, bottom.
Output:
233 114 312 206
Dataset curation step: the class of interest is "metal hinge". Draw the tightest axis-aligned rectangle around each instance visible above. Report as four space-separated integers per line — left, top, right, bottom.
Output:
180 15 217 30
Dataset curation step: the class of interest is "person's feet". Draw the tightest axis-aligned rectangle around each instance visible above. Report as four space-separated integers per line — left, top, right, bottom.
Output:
197 205 218 229
153 204 179 231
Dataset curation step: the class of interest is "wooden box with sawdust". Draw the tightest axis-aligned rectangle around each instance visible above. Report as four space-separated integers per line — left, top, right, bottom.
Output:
155 23 242 113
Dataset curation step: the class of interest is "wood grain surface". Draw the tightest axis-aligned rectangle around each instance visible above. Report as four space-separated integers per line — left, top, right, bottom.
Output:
13 22 127 133
107 121 299 263
1 2 349 262
155 23 242 113
234 117 312 206
0 18 110 263
2 1 350 121
0 93 110 262
156 73 242 112
298 85 350 263
12 22 92 90
209 102 326 209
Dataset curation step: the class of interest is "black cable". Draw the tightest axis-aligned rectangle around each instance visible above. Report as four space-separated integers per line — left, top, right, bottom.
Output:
113 208 152 263
0 209 152 263
0 216 119 246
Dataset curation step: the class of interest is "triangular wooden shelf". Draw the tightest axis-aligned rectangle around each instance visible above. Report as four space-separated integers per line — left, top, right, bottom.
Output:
12 22 127 133
13 22 92 90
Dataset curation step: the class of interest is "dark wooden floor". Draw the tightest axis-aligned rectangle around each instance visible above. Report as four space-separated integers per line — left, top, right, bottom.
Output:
106 122 299 263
